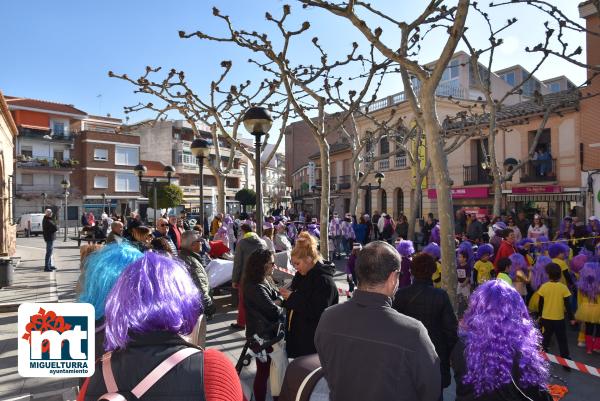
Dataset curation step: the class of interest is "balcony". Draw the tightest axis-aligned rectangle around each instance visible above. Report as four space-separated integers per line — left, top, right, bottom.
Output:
379 159 390 171
520 159 557 183
463 165 493 185
228 168 244 176
16 185 65 197
395 155 407 169
17 157 79 170
18 128 74 142
337 175 350 184
179 185 238 198
363 82 468 113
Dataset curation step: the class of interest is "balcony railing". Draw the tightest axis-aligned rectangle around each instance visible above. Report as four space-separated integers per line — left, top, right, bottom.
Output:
463 165 493 185
379 159 390 171
364 82 468 113
16 158 79 169
395 155 407 169
337 175 350 184
16 184 64 194
521 159 557 183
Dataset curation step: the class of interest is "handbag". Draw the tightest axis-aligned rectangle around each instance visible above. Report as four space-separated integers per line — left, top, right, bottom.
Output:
269 339 289 397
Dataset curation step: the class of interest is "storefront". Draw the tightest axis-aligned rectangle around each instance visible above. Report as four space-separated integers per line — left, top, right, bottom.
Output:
427 186 493 214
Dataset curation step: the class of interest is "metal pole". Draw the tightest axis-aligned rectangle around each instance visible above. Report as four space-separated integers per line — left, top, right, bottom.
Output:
153 178 158 227
254 133 263 237
199 156 205 235
63 191 68 242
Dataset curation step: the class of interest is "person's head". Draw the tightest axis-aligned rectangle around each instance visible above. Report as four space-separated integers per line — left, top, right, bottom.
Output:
181 230 203 253
499 228 515 244
151 237 173 254
168 215 177 226
516 238 534 252
577 262 600 300
496 258 511 273
131 226 152 244
570 254 588 275
548 242 567 259
351 242 362 256
291 232 322 275
110 221 124 236
518 210 525 220
359 215 366 224
476 244 494 262
562 216 573 230
533 214 542 227
240 223 254 235
411 252 436 281
356 241 402 297
216 213 223 221
395 240 414 258
276 222 286 234
45 209 52 217
78 243 144 320
460 280 548 396
263 223 274 239
545 262 562 281
193 224 203 235
104 252 202 351
156 218 169 235
506 216 515 226
243 249 275 285
508 253 528 279
422 243 441 261
531 256 552 290
430 224 441 245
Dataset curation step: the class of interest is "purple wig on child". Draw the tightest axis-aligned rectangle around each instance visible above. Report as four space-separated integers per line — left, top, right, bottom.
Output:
531 256 552 291
476 244 494 260
423 243 441 260
535 236 550 255
508 253 528 280
516 238 534 251
396 240 415 258
577 262 600 301
457 241 475 269
460 280 548 396
104 252 202 351
570 254 588 275
548 242 569 259
430 224 441 245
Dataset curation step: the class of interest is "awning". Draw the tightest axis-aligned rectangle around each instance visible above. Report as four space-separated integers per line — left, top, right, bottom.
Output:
507 192 582 202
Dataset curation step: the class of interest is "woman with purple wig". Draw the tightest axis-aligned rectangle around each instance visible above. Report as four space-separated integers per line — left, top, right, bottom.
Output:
451 280 551 401
509 253 531 301
78 252 244 401
423 242 442 288
575 262 600 354
396 239 415 288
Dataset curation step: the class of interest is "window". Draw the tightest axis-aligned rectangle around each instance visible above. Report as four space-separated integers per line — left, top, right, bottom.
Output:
54 151 64 161
503 72 515 86
94 176 109 189
21 174 33 186
115 146 139 166
21 146 33 158
441 59 460 82
380 137 389 155
548 82 561 93
94 148 109 161
115 173 139 192
52 122 65 135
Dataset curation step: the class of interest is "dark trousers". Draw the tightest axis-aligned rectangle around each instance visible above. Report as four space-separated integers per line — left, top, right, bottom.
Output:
541 318 570 358
254 356 276 401
44 240 54 269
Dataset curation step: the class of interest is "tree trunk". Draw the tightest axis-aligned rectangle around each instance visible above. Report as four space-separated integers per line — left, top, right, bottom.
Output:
407 171 423 242
215 173 226 214
420 94 458 309
319 139 330 256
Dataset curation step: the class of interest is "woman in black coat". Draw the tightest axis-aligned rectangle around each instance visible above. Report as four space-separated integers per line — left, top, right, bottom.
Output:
243 249 285 401
279 232 339 358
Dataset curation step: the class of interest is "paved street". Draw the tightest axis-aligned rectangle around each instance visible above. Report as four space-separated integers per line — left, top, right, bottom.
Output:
0 237 598 400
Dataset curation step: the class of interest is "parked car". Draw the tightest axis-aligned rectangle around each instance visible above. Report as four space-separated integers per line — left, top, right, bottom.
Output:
16 213 45 237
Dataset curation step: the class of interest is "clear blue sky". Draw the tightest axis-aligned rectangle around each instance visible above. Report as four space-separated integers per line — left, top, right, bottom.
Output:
0 0 588 141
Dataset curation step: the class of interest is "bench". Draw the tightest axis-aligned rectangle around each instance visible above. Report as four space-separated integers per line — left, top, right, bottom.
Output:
70 231 106 247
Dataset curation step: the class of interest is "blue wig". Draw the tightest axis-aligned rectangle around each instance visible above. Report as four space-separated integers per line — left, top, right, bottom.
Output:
423 243 441 260
396 240 415 257
548 242 569 259
516 238 534 251
78 242 143 320
476 244 494 260
508 253 528 280
460 280 548 396
104 252 202 351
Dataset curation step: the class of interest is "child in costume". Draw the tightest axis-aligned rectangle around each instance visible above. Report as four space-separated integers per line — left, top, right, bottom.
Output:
423 242 442 288
396 239 415 288
473 244 494 286
517 238 536 266
549 242 574 288
570 253 588 347
528 255 552 317
509 253 531 301
575 262 600 354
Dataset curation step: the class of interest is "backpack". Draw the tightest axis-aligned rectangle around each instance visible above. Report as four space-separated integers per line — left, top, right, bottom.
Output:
81 348 205 401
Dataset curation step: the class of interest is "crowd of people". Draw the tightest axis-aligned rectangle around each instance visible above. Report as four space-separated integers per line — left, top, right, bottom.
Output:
63 204 600 401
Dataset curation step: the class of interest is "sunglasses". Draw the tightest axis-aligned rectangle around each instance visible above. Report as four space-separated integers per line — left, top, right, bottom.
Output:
159 224 168 227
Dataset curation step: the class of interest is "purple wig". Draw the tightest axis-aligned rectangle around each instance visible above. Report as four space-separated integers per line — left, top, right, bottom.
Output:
548 242 569 259
104 252 202 351
476 244 494 260
577 262 600 301
531 256 552 291
457 241 475 269
570 254 588 275
430 224 441 245
556 218 573 239
535 236 550 255
396 240 415 257
460 280 548 396
423 243 441 261
508 253 528 280
516 238 534 251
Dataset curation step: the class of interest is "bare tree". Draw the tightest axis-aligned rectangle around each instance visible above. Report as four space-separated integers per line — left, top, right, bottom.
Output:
110 61 290 214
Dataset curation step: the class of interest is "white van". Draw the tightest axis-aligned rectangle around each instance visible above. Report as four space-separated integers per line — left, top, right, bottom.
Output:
16 213 45 237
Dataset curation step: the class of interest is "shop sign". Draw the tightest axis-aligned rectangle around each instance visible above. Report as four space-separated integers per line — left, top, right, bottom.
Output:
463 207 489 219
511 185 562 194
427 186 489 200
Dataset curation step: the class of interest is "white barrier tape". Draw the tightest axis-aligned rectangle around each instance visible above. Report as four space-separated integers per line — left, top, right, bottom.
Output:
541 352 600 378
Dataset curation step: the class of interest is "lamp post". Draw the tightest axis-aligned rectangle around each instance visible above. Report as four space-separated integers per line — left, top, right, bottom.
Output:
61 179 70 242
242 106 273 237
101 192 107 214
164 165 176 185
134 164 147 222
359 172 385 216
191 138 210 235
41 192 47 212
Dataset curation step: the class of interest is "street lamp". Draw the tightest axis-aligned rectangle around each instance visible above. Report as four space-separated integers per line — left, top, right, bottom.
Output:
359 172 385 216
191 138 210 234
41 192 47 212
164 165 176 185
242 106 273 237
60 179 70 242
134 164 147 222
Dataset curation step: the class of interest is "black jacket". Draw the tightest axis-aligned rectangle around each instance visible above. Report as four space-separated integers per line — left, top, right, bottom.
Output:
244 280 284 341
451 339 552 401
466 220 484 242
42 216 57 242
84 332 205 401
315 290 441 401
285 260 338 358
393 279 458 388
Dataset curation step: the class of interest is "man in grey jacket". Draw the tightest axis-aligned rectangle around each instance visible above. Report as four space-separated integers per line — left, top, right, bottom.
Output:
231 222 266 330
315 241 441 401
179 230 215 318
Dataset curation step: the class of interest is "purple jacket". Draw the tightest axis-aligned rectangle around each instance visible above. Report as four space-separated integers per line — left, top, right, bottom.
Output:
398 257 412 288
346 254 357 275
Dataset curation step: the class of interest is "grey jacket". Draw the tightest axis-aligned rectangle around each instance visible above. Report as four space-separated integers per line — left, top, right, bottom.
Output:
232 234 267 284
178 248 211 303
315 290 441 401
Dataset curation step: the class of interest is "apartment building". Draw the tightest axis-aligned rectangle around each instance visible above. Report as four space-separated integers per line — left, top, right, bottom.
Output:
134 120 243 215
0 91 17 256
7 96 86 218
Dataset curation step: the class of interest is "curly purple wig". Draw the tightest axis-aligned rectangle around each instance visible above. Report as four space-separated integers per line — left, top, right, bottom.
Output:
104 252 202 351
535 236 550 255
577 262 600 301
460 280 549 396
531 256 552 291
508 253 528 280
396 240 415 257
548 242 569 259
570 254 588 275
430 224 441 245
457 241 475 270
423 243 441 260
516 238 534 251
476 244 494 260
